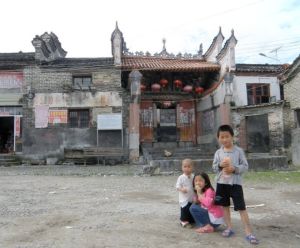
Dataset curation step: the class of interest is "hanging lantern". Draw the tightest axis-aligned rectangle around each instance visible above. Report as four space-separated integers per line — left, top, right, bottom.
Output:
140 84 146 92
159 78 168 88
195 86 204 94
183 85 193 93
163 101 172 108
151 83 161 92
173 79 183 88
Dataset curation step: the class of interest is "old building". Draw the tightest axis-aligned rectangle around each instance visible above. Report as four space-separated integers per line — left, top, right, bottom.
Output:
0 52 35 154
230 64 292 156
0 24 294 167
1 32 126 164
281 54 300 166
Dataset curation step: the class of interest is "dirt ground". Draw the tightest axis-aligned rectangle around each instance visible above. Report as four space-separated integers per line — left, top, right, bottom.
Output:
0 166 299 248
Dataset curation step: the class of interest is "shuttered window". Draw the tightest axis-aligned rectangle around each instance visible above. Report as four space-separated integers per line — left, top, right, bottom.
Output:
247 84 270 105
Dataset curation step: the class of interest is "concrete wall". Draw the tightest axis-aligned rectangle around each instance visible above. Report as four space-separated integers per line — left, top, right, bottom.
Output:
196 81 226 153
232 75 281 107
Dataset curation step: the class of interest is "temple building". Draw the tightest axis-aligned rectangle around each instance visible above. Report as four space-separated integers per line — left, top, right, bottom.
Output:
112 25 238 160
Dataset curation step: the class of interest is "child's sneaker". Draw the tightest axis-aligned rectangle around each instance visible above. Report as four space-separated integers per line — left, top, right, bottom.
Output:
180 221 189 227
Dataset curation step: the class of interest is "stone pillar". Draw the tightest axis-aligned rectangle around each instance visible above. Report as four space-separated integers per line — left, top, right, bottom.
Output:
128 70 142 161
219 103 231 125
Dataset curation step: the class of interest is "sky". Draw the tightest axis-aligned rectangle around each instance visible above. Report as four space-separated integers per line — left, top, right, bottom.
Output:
1 0 299 64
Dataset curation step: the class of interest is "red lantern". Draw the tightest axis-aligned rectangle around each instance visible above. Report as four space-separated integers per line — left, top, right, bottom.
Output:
159 78 168 88
151 83 161 92
140 84 146 92
174 79 183 88
195 86 204 94
183 85 193 93
163 101 172 108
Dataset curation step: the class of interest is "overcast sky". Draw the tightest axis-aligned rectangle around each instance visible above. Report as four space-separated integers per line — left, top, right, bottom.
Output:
1 0 299 64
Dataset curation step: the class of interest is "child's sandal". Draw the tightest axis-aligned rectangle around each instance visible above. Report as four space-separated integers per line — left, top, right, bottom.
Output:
222 229 235 237
245 234 259 245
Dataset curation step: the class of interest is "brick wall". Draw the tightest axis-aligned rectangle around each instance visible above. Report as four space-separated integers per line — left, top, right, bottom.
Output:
284 73 300 110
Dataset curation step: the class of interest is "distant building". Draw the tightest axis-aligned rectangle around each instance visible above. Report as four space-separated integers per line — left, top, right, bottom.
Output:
281 55 300 165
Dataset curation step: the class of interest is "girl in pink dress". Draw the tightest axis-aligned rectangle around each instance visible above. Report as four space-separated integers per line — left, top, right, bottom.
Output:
189 172 224 233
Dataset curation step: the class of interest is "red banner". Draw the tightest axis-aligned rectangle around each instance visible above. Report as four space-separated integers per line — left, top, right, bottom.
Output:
0 72 23 89
15 117 21 137
48 110 68 124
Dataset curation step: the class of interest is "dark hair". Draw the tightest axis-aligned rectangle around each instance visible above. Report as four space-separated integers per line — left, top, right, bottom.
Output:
217 124 234 138
193 172 214 193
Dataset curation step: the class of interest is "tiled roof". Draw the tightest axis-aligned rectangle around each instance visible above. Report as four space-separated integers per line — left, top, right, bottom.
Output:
236 64 285 73
121 56 220 72
0 52 35 69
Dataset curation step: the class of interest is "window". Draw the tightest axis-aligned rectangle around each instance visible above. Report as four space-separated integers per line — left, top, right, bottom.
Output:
73 76 92 89
69 109 90 128
247 84 270 105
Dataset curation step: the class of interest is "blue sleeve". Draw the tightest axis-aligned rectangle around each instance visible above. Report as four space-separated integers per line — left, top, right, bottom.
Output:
212 150 222 173
234 148 248 174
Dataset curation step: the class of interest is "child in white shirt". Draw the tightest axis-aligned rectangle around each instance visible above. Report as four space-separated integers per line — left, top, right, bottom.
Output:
176 158 195 227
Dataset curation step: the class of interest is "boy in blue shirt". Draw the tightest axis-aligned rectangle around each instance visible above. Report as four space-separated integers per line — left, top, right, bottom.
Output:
213 124 259 245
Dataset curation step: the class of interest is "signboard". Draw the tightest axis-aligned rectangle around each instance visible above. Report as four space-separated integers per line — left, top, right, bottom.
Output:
0 72 23 89
97 114 122 130
48 110 68 124
35 105 49 128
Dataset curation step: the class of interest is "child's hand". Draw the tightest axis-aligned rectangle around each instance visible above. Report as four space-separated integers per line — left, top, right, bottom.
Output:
181 187 188 193
223 165 235 174
195 185 201 192
221 157 231 167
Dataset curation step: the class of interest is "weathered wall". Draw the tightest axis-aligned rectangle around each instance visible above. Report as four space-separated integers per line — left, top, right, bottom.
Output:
196 81 227 153
231 101 291 155
284 72 300 110
291 128 300 166
21 66 126 159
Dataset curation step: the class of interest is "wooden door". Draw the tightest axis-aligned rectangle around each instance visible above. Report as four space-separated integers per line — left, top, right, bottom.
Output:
177 101 196 143
140 101 154 142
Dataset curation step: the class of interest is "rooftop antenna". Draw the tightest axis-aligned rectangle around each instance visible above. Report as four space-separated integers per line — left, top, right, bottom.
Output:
269 46 282 61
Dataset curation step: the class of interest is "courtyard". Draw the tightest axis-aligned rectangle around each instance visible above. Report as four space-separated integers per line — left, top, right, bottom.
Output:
0 165 299 248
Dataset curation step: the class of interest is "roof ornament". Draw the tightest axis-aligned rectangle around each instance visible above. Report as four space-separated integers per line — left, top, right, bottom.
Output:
158 38 169 57
198 43 203 57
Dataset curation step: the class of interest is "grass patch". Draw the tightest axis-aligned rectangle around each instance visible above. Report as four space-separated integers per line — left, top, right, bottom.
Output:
243 171 300 184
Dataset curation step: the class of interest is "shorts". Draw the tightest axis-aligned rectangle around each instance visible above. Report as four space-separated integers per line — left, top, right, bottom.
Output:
215 183 246 211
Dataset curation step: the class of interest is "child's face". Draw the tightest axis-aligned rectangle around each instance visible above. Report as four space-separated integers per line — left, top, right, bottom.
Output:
218 131 233 148
194 175 205 189
182 161 193 176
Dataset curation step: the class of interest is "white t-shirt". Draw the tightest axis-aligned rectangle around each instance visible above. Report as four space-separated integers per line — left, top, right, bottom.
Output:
176 174 195 208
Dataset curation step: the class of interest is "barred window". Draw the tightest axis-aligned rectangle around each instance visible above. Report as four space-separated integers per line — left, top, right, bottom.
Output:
247 84 270 105
73 76 92 89
69 109 90 128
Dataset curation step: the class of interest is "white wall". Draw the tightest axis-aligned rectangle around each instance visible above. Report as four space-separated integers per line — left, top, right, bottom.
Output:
232 76 281 107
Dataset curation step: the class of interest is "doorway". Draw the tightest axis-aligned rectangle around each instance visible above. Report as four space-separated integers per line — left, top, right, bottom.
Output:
246 114 270 152
0 117 14 153
157 103 177 142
